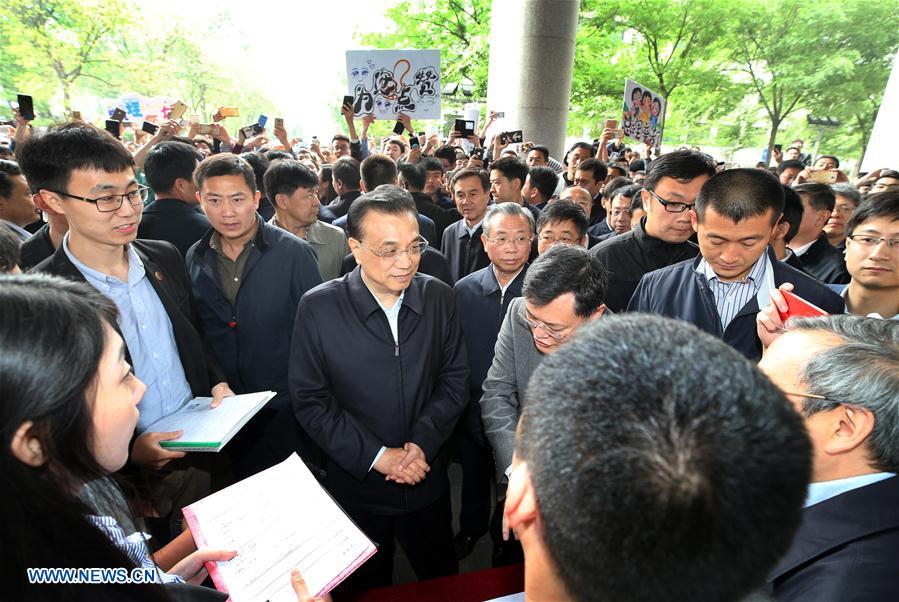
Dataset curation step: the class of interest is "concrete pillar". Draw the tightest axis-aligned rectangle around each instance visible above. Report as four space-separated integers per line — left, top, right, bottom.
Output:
486 0 580 159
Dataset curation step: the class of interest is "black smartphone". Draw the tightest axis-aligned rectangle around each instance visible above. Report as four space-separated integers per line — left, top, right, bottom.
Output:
409 135 420 149
454 118 465 132
471 148 484 160
141 121 159 134
111 107 127 121
393 120 405 135
507 130 523 144
17 94 35 121
251 122 264 135
342 95 354 108
774 144 782 152
105 119 121 139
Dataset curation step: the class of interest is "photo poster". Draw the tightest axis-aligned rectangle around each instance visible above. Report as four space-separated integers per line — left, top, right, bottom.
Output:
346 49 442 120
621 79 666 146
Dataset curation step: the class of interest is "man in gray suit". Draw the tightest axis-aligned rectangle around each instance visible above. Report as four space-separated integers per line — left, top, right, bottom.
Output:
480 244 608 564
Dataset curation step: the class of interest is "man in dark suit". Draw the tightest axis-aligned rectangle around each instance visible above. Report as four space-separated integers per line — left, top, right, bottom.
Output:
629 169 844 361
290 188 468 590
452 202 533 559
19 123 232 516
758 316 899 602
138 141 211 257
788 183 850 284
325 156 362 218
442 168 492 281
399 160 460 245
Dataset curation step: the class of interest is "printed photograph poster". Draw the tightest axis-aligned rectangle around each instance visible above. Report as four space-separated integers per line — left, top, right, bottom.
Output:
621 79 666 146
346 49 441 120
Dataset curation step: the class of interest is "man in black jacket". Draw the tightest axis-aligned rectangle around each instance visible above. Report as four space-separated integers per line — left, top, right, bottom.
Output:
20 123 233 516
789 183 850 284
629 168 844 361
758 316 898 602
442 168 492 281
325 156 362 218
138 141 211 257
186 154 322 478
290 188 468 590
591 150 717 311
399 160 460 244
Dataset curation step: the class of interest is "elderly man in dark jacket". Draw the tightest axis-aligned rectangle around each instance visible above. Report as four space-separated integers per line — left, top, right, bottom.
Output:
186 155 322 478
290 187 468 591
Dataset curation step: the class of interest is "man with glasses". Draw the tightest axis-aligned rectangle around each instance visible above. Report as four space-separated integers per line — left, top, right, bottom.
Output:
757 316 898 602
21 123 233 518
630 168 843 361
536 200 590 254
290 187 468 590
480 245 607 564
186 154 321 478
591 149 717 312
452 202 534 560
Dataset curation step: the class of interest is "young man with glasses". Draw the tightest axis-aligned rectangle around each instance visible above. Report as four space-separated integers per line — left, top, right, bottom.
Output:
591 149 718 312
480 245 607 564
186 154 322 478
21 123 234 518
289 186 468 591
630 168 843 361
452 202 534 560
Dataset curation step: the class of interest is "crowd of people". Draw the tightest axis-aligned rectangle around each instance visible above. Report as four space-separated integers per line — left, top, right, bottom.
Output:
0 96 897 602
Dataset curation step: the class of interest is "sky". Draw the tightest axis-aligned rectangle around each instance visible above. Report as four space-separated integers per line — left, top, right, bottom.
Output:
135 0 395 137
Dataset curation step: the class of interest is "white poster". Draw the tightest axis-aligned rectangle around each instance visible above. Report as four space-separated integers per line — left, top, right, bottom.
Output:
346 49 442 119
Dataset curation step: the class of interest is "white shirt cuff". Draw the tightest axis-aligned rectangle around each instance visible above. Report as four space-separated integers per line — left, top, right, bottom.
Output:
369 446 387 471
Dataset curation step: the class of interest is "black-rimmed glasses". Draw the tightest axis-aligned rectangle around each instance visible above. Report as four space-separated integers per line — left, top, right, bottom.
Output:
48 186 149 213
646 188 695 213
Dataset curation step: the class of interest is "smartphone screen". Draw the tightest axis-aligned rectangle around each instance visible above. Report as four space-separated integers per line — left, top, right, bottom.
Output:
393 121 405 135
409 135 420 149
105 120 121 139
111 107 127 121
141 121 159 134
257 115 268 127
17 94 35 121
274 117 284 129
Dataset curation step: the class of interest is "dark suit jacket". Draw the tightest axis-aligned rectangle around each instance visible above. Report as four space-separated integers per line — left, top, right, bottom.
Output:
411 191 460 246
137 198 211 258
588 218 612 238
765 476 899 602
326 189 362 219
19 222 55 271
289 268 468 514
340 246 454 287
441 219 491 282
796 234 850 284
628 247 845 361
33 239 226 396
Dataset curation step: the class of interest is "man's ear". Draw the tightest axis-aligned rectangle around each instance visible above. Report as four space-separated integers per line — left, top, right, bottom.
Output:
348 237 364 265
588 304 606 321
359 180 368 193
690 209 699 233
36 190 65 216
252 189 261 210
772 218 789 242
273 192 289 210
10 421 46 467
505 460 539 534
823 405 875 457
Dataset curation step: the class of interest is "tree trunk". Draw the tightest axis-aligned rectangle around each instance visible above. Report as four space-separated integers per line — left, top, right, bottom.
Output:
62 80 72 115
763 116 781 168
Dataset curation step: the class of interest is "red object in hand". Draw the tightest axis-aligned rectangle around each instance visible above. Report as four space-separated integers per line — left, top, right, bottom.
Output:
777 290 829 322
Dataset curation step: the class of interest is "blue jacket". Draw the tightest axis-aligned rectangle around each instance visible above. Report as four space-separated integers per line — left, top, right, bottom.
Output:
454 265 527 437
186 222 322 409
628 248 845 360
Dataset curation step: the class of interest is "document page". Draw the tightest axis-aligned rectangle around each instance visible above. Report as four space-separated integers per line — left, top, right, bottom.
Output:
146 391 275 451
183 453 376 601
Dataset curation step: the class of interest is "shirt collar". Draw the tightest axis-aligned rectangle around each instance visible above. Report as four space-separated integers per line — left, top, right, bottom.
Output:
463 219 484 238
62 232 145 286
1 219 32 239
210 214 263 257
840 284 899 320
696 249 768 285
492 265 525 296
790 237 816 257
805 473 896 507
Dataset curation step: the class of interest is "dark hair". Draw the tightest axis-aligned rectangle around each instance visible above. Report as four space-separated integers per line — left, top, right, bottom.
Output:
264 149 295 163
846 190 899 236
143 141 201 194
608 164 627 179
528 145 550 162
361 154 398 190
0 223 21 271
263 159 319 201
602 175 633 200
612 184 641 203
830 183 861 207
386 138 406 154
490 156 529 188
523 244 606 316
695 168 784 225
332 134 350 144
0 274 168 601
630 192 644 212
0 159 23 198
398 162 426 191
420 157 444 174
517 314 811 602
433 146 457 166
16 123 135 194
565 142 594 165
537 201 589 240
776 159 805 176
781 186 803 243
451 168 489 192
193 153 257 195
332 156 361 190
319 164 337 203
876 169 899 181
642 149 716 192
816 154 840 168
346 187 418 241
793 182 835 212
239 151 270 197
576 158 609 183
528 166 559 200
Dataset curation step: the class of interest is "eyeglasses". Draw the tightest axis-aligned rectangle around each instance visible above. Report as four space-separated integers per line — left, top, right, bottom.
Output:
833 204 856 215
48 186 149 213
538 233 577 245
358 237 428 261
610 209 632 218
646 188 695 213
781 391 845 406
847 235 899 249
483 234 533 247
523 315 567 341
